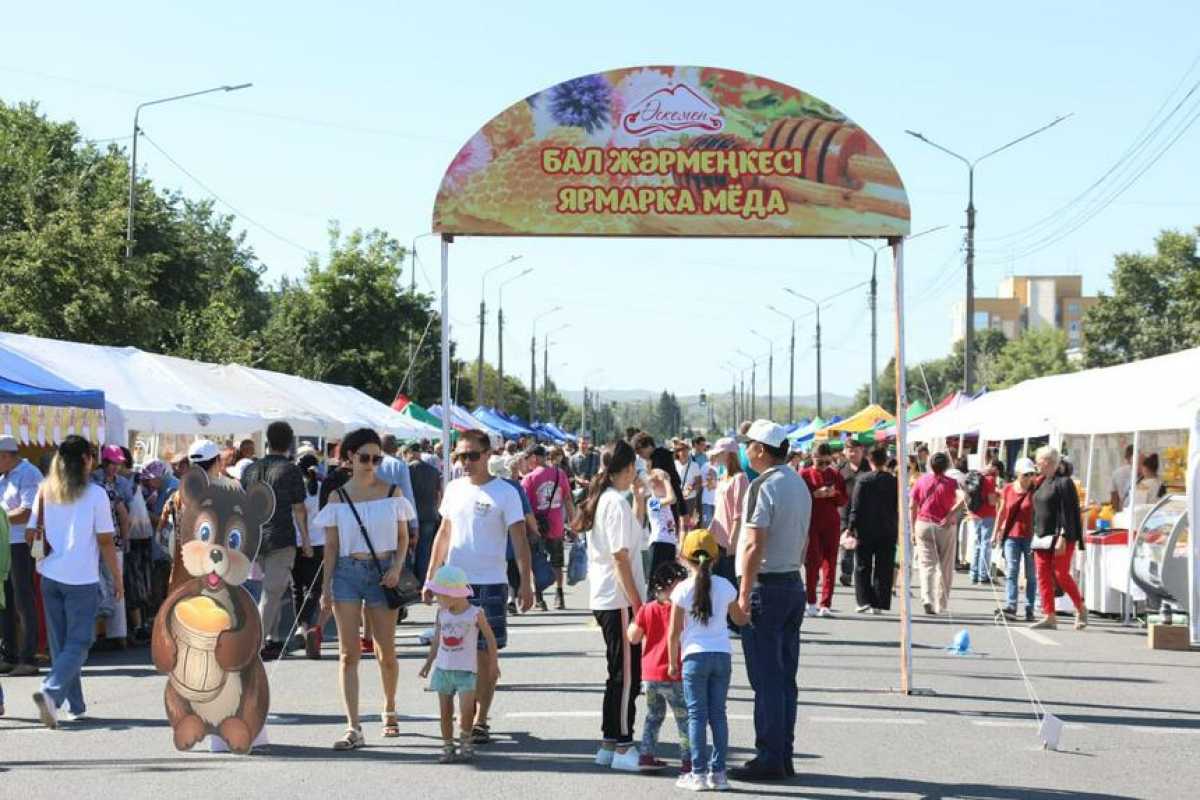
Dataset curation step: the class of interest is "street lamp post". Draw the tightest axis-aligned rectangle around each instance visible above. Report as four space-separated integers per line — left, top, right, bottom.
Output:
581 368 604 435
736 349 758 419
720 362 739 430
751 329 775 421
531 306 562 421
496 267 533 410
544 323 570 416
784 290 825 418
853 226 948 406
476 255 523 407
766 305 806 425
906 115 1069 393
126 83 252 261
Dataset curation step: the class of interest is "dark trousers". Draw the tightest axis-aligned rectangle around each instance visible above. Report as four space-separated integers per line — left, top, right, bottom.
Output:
2 543 38 665
740 576 805 771
595 607 642 744
854 538 897 610
715 547 738 630
648 542 677 581
413 520 439 585
290 545 324 629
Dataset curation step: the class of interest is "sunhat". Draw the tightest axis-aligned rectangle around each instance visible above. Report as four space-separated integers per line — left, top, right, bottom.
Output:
708 437 739 457
680 529 719 563
425 565 474 598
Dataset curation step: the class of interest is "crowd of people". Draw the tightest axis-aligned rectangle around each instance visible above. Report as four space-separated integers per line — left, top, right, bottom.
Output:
0 416 1132 788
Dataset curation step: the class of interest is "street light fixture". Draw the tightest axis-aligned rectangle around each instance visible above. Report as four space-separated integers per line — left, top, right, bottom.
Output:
496 267 533 410
906 114 1070 393
735 349 758 419
126 82 253 261
476 255 523 406
852 224 948 405
531 306 563 421
750 329 775 421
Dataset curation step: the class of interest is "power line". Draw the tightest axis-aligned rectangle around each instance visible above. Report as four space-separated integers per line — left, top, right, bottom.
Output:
138 132 316 257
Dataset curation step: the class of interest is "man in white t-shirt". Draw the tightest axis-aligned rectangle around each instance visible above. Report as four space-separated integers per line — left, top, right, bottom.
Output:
1109 444 1134 512
425 429 532 746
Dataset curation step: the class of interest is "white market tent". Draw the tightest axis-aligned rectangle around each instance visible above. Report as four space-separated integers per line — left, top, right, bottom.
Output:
0 331 439 444
0 332 263 440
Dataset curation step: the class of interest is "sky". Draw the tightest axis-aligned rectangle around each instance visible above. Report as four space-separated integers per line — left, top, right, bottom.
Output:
4 1 1199 408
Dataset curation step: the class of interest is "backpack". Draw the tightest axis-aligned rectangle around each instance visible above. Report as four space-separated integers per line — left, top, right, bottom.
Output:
964 470 986 512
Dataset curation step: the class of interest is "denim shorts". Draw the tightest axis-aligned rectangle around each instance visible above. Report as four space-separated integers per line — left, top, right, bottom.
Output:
470 582 508 651
430 667 477 696
332 556 393 608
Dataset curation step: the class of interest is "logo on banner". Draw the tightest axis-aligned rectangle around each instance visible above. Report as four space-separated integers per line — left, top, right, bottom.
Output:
621 84 725 137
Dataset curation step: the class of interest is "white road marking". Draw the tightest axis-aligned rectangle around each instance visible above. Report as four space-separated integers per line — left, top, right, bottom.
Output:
970 719 1087 730
807 716 925 725
1014 628 1060 647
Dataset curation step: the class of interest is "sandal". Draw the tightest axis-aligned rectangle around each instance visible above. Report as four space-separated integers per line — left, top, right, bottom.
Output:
333 727 365 750
459 732 475 761
471 722 491 745
382 712 400 738
439 743 459 764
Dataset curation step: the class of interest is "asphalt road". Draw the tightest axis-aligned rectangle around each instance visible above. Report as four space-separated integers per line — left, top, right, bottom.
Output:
2 572 1198 799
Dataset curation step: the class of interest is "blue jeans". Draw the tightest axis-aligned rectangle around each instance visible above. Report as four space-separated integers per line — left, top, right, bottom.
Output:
1004 537 1036 612
740 577 805 771
971 517 996 581
40 576 100 715
700 504 715 529
682 652 732 775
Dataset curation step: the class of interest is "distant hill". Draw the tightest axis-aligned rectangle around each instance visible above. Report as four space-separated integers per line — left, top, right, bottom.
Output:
562 389 855 415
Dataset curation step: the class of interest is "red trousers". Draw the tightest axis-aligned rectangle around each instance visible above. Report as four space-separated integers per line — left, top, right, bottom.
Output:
1034 540 1084 614
805 524 841 608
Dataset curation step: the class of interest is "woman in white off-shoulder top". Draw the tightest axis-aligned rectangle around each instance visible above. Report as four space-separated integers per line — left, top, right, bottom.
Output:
314 428 414 750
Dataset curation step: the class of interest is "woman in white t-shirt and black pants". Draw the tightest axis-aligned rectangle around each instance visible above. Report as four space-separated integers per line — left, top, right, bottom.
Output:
579 440 646 772
27 436 120 728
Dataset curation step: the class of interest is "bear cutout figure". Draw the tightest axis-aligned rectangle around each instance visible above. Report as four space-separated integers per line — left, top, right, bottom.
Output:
151 465 275 753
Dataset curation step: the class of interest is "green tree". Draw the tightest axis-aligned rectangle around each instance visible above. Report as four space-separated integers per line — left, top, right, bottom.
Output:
990 327 1075 387
1083 227 1200 367
260 224 451 403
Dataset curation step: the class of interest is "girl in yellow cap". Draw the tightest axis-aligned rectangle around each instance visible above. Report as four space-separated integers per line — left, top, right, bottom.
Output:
668 529 749 792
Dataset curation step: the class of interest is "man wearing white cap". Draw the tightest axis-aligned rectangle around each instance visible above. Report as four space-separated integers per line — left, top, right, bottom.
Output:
732 420 811 782
1 435 43 676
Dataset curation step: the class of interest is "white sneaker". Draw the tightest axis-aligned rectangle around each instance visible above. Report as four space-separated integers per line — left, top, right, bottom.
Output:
611 746 641 772
678 772 710 791
64 709 88 722
595 746 615 767
818 606 833 617
417 627 435 646
32 691 58 729
706 771 730 791
856 604 872 613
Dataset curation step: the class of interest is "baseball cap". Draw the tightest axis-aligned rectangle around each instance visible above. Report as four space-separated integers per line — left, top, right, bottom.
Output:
745 419 788 449
680 529 720 563
187 439 220 463
0 434 18 453
100 444 125 464
1015 457 1038 476
141 459 169 480
226 458 254 481
708 437 739 457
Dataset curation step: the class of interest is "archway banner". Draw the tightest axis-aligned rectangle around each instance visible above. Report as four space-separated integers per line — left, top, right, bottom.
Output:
433 66 910 238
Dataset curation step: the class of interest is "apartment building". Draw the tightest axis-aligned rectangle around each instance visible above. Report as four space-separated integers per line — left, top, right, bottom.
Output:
951 275 1097 348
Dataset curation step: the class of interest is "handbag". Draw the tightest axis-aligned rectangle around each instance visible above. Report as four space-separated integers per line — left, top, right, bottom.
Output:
567 534 588 586
839 531 858 551
338 487 421 609
530 542 555 593
28 490 51 561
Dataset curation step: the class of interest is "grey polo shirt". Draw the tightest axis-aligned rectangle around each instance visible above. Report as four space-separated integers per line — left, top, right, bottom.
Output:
737 464 812 577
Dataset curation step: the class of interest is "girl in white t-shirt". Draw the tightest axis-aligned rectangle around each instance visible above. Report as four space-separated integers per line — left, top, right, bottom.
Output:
668 529 748 792
419 564 498 763
646 469 679 580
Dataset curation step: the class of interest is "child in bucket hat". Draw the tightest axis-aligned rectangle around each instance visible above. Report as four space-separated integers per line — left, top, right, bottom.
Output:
420 565 499 763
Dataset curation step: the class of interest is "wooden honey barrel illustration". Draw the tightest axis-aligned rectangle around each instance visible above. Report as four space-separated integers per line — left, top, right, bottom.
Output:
170 596 232 703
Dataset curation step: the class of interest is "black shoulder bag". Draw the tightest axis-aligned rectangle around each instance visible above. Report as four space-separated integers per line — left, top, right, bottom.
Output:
337 486 420 609
535 469 561 538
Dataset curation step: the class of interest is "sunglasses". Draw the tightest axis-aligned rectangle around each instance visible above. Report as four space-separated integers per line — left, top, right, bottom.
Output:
453 451 484 463
356 453 384 466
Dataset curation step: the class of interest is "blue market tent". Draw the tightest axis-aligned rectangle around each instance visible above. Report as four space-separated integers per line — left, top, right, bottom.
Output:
471 406 532 439
0 375 105 409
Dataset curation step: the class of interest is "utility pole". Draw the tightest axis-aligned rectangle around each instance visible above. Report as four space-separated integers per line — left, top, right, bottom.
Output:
476 255 523 408
738 349 758 419
126 83 253 263
530 307 562 421
496 267 532 411
816 306 823 418
906 114 1070 393
751 329 775 421
766 307 799 424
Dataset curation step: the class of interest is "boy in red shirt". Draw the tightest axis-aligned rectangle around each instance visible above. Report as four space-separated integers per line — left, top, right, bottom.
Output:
627 562 692 782
801 443 848 616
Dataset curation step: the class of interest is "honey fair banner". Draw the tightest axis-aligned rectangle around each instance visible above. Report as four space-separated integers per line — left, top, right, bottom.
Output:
433 66 911 238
